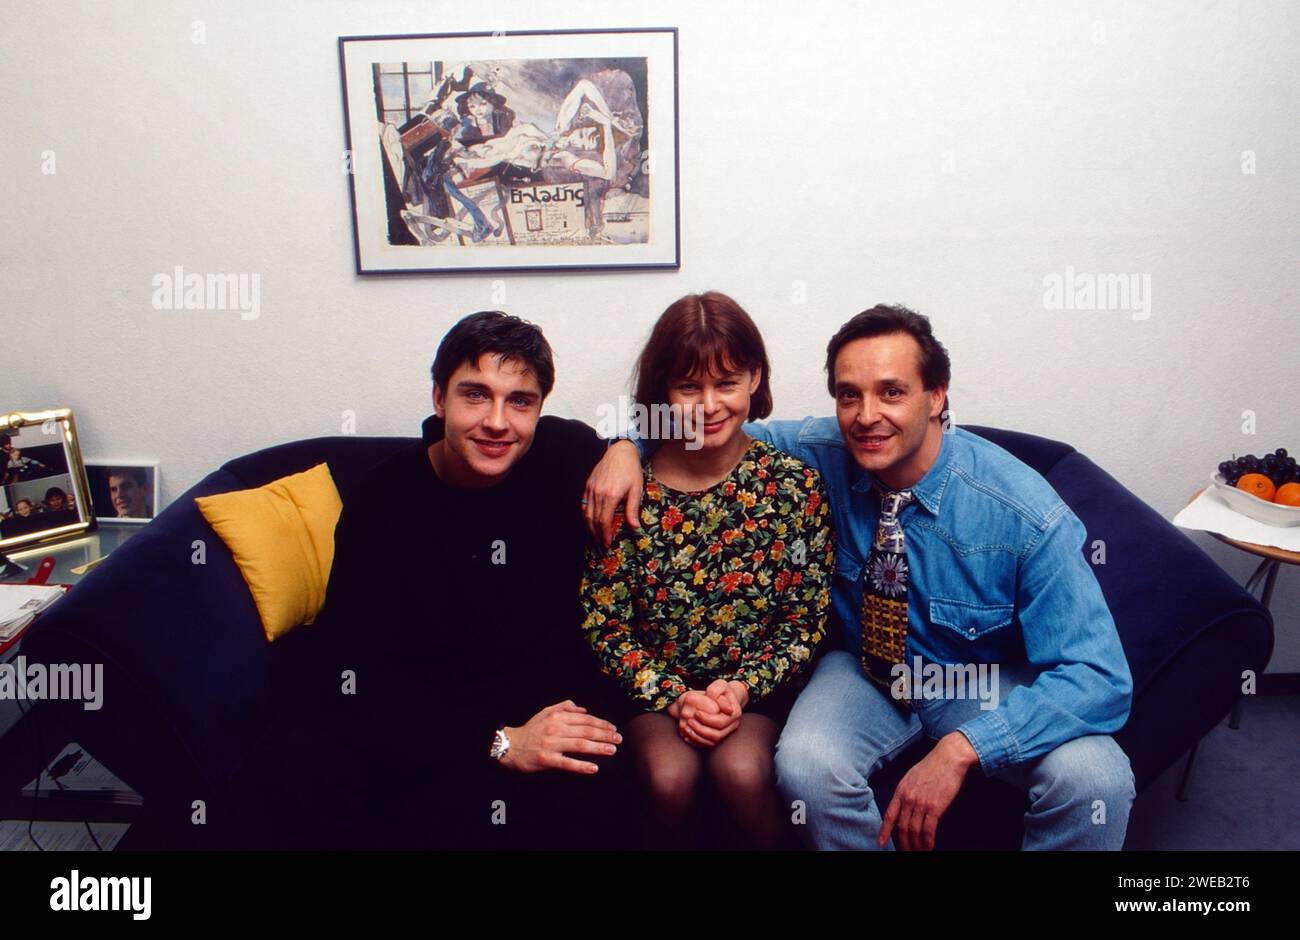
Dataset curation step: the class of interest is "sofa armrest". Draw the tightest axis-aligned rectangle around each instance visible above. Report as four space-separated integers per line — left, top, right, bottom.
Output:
21 468 281 796
1044 451 1273 787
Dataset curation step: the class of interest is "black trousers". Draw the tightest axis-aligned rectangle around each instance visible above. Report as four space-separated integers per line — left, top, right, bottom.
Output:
235 701 635 850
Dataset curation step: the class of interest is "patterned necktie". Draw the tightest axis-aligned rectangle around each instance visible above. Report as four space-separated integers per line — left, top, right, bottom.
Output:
860 486 915 696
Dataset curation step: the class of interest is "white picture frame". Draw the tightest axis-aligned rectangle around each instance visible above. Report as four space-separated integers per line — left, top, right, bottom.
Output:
85 459 160 526
339 28 680 275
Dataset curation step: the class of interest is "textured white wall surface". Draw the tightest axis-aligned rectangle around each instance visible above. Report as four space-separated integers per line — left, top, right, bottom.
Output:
2 0 1297 667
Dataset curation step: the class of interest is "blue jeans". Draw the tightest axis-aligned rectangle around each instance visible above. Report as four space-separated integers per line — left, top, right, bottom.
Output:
774 651 1136 850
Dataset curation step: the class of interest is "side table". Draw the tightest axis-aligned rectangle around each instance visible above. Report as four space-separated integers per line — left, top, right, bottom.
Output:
1 525 149 851
1 525 142 740
1176 488 1297 800
1 525 141 589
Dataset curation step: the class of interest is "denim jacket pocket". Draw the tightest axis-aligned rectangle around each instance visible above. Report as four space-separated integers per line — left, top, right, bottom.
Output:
929 597 1015 641
834 545 864 584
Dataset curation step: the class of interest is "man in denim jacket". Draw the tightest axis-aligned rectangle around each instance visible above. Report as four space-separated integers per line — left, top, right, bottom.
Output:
587 305 1135 850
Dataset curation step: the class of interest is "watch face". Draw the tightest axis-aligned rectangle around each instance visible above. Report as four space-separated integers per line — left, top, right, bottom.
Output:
490 729 508 759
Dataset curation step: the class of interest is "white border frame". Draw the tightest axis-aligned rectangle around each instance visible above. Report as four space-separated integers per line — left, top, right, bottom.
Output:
85 459 161 526
339 28 680 275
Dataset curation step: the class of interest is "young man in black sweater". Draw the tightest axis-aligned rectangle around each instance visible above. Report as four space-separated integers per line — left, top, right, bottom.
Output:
303 311 628 849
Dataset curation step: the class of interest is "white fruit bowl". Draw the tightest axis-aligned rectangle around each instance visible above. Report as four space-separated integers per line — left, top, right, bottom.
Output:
1211 474 1300 527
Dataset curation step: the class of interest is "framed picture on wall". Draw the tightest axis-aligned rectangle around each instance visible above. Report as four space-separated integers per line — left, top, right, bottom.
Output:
85 460 160 525
1 409 96 552
339 28 679 275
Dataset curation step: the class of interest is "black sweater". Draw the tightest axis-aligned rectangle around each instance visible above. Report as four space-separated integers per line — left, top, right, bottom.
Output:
304 415 619 825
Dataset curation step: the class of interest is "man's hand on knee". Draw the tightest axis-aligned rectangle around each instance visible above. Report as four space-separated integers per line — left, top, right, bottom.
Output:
500 700 622 774
879 731 979 850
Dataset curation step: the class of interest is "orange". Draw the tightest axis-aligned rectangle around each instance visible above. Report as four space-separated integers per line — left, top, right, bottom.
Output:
1275 482 1300 507
1236 473 1276 502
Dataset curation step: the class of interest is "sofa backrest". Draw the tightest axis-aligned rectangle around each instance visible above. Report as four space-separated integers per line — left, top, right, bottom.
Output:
21 435 415 797
964 425 1273 786
21 425 1273 801
964 426 1269 674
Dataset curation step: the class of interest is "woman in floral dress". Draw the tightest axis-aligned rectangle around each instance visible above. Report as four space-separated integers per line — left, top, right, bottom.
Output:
580 292 834 848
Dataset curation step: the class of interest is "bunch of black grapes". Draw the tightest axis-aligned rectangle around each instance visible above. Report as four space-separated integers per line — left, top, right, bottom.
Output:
1218 448 1299 488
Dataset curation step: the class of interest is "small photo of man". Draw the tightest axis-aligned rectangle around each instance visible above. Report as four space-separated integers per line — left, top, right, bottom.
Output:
87 462 158 524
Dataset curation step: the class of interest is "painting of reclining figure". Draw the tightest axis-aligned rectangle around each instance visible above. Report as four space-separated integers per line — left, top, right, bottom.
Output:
341 31 679 274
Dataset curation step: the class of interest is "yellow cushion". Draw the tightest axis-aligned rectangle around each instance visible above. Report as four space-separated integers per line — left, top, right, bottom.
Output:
194 463 342 643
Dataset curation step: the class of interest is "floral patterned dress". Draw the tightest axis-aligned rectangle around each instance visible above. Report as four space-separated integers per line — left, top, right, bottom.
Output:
580 438 834 714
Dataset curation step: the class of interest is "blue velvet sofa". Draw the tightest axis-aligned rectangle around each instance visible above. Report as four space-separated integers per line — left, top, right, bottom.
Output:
18 426 1275 849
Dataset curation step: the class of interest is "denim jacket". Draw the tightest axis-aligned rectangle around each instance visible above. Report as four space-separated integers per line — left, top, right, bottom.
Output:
735 418 1133 774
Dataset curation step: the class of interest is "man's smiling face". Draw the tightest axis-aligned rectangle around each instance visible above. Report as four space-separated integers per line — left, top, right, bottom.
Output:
432 353 543 487
109 473 146 516
832 332 947 491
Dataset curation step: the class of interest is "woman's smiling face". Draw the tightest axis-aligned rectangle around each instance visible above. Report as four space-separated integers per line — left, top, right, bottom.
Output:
666 361 761 452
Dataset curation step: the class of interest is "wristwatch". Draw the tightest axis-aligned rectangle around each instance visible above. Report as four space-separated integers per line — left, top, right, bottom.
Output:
489 727 511 761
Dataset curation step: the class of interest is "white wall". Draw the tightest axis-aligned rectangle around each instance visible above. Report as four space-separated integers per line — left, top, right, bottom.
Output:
3 0 1297 668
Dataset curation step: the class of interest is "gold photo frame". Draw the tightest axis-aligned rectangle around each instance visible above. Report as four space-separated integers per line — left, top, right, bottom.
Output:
1 409 97 553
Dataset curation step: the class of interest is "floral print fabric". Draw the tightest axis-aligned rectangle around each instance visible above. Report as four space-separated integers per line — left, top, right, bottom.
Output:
581 439 834 711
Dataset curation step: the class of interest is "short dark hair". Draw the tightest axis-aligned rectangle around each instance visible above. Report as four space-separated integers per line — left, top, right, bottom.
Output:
44 486 67 501
109 467 148 486
825 304 951 400
430 311 555 399
632 291 773 420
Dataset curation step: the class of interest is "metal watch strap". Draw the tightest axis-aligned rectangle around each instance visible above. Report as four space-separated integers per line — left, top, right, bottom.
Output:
489 726 510 761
